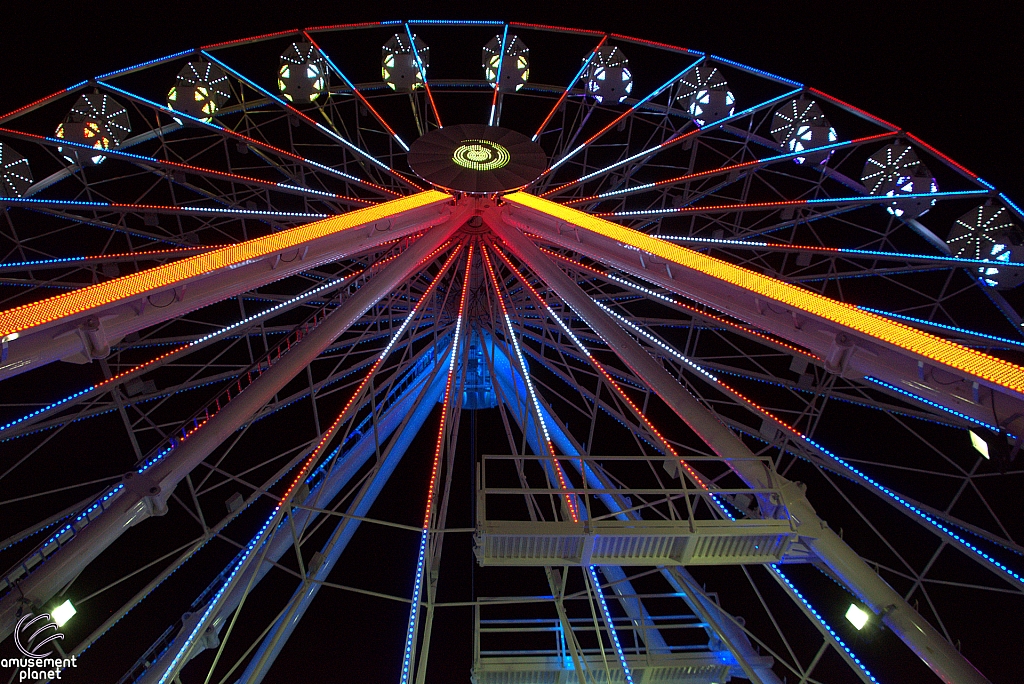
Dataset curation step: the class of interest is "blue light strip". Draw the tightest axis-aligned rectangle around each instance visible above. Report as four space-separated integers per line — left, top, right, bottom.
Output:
709 55 803 88
306 36 410 151
399 322 463 684
568 89 800 186
0 272 355 436
201 52 398 174
532 38 603 142
547 61 704 173
591 136 898 200
404 22 438 127
488 23 510 126
0 195 328 218
862 377 998 431
795 390 1023 587
587 565 635 684
99 82 373 188
999 192 1024 221
657 234 1024 268
407 19 505 25
857 307 1024 349
770 565 878 683
608 189 989 217
159 280 444 684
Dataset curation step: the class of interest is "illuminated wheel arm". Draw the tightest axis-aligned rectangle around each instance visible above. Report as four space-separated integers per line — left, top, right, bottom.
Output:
0 191 452 380
490 210 992 684
0 218 463 642
134 345 452 684
500 194 1024 434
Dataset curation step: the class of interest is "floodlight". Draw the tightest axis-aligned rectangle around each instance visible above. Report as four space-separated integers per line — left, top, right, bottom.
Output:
845 603 869 630
970 430 990 459
51 599 76 627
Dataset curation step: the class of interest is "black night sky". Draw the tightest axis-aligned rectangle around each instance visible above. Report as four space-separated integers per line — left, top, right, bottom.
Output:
0 1 1022 683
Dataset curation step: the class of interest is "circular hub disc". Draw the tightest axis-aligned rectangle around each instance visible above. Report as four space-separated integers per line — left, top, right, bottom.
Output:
407 124 547 194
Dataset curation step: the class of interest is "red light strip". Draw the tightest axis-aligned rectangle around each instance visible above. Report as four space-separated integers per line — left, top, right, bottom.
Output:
480 244 578 522
532 34 608 141
905 132 980 180
491 244 716 497
537 246 817 359
508 22 605 37
562 132 896 205
0 190 451 338
304 245 463 494
806 88 898 131
0 85 82 123
609 33 694 54
305 21 385 32
201 29 301 50
0 126 374 205
423 246 473 527
301 32 407 147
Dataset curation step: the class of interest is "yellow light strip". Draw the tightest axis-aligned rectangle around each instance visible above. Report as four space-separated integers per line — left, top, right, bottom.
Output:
504 192 1024 395
0 191 451 338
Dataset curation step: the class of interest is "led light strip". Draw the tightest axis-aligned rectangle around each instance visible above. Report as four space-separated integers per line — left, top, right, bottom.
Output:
481 246 578 521
302 31 410 151
0 190 449 339
532 34 608 141
99 82 400 197
490 245 724 511
587 565 635 684
563 132 896 204
158 246 461 684
541 61 705 177
505 193 1024 395
201 51 419 188
655 234 1024 268
0 126 373 206
596 189 988 217
400 247 471 684
488 24 509 127
539 246 817 359
771 565 878 683
405 22 443 129
540 88 800 195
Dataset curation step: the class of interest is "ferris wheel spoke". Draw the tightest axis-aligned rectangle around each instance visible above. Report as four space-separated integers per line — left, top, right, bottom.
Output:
539 87 801 199
535 59 703 188
404 22 443 130
562 133 899 207
531 34 609 142
95 82 404 200
200 51 423 194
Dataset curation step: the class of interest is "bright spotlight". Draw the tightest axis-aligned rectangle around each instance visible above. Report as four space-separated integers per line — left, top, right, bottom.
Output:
969 430 990 459
845 603 869 631
51 599 76 627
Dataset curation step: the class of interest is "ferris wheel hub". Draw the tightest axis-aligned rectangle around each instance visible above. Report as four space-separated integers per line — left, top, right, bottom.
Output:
407 124 546 194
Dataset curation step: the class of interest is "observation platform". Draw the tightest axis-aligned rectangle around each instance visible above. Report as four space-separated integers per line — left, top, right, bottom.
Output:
474 454 814 567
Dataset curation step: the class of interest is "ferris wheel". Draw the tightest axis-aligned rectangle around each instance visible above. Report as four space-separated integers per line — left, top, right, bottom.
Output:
0 20 1021 684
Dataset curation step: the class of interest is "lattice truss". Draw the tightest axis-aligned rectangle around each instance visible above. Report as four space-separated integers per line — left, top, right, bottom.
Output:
0 21 1021 684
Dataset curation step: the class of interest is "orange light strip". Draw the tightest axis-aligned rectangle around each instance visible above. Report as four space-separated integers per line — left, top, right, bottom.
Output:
504 192 1024 395
481 245 579 522
0 190 451 339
